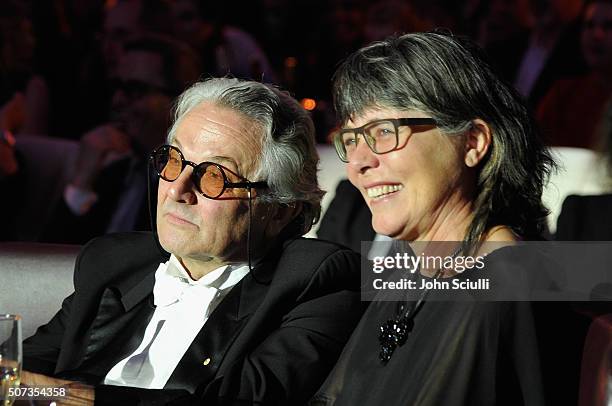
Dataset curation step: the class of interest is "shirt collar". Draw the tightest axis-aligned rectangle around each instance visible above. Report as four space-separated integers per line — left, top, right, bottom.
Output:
153 254 249 307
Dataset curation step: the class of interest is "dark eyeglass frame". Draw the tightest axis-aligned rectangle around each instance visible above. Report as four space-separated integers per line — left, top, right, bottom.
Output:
333 117 437 163
150 144 268 199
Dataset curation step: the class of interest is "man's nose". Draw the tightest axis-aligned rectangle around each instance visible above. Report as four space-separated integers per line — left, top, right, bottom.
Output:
166 167 197 204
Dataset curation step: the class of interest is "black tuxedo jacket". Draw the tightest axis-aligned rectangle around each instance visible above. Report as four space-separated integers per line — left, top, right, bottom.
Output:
23 232 364 405
317 180 374 253
555 194 612 241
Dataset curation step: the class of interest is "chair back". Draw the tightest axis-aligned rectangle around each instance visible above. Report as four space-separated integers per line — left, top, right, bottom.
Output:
0 242 79 338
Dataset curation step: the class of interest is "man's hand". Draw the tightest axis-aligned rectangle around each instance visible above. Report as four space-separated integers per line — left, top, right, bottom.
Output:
20 370 94 406
71 124 131 190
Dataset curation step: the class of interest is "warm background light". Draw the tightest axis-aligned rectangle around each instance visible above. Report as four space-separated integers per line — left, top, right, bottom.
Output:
301 98 316 111
284 57 297 68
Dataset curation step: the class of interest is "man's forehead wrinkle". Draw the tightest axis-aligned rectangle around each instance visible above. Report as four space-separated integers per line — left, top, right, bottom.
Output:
173 107 261 177
171 137 240 172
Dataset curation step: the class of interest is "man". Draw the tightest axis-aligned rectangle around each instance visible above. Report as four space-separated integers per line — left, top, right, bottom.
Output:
22 77 364 405
42 36 200 243
100 0 171 78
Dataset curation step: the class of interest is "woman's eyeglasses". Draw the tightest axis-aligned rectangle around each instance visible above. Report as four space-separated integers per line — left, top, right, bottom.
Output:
332 118 437 163
150 145 268 199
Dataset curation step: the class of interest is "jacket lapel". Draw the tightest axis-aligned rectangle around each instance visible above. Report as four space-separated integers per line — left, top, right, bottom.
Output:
61 236 287 389
57 267 158 380
165 253 278 392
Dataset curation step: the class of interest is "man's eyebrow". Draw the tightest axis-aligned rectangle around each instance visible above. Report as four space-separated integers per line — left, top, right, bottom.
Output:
209 155 239 169
168 142 240 172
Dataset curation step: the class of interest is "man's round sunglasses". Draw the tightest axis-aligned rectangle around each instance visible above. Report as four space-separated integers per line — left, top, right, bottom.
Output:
332 118 437 162
150 145 268 199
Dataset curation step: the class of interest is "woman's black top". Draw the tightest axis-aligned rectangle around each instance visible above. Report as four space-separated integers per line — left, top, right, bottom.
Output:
311 245 589 406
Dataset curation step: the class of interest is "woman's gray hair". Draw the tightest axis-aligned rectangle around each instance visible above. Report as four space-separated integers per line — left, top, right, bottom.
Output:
333 31 555 246
168 77 323 236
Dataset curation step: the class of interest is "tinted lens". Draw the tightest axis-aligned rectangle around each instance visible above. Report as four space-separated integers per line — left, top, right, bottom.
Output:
364 120 398 153
196 163 226 198
154 146 183 181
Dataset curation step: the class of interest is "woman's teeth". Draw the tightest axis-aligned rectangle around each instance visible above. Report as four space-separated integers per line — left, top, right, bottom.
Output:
366 184 403 198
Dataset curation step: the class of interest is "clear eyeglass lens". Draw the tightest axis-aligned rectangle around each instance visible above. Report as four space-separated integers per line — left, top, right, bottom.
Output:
364 121 398 153
340 132 356 149
339 120 399 160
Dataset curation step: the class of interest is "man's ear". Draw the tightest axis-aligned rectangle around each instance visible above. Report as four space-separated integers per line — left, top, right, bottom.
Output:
464 119 492 168
262 202 303 237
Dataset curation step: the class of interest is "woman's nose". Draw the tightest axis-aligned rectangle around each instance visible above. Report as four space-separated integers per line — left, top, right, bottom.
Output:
348 137 380 174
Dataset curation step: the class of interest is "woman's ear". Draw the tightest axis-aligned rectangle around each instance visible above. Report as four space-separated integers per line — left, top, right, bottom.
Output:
464 119 492 168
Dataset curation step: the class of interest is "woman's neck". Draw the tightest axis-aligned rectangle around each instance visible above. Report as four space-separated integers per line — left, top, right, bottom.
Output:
417 197 474 242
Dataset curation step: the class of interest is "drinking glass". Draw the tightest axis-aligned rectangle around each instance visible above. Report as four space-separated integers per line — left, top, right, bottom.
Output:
0 315 21 406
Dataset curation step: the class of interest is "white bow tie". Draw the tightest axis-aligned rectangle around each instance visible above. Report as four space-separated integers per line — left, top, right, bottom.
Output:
153 262 223 307
153 257 250 308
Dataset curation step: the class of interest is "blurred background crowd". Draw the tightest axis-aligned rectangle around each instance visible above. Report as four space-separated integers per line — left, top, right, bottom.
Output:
1 0 611 243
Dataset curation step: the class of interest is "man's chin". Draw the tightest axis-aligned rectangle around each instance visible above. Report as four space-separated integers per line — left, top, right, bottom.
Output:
157 226 189 254
157 235 176 255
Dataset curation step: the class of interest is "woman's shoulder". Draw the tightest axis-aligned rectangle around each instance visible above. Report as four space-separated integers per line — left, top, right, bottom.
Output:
473 243 560 300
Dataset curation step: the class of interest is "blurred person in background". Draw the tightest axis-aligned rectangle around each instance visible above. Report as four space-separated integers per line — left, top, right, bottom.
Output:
471 0 534 49
362 0 427 44
483 0 587 107
101 0 171 78
537 0 612 148
465 0 534 109
31 0 170 139
555 94 612 240
0 0 49 136
0 0 48 241
31 0 107 139
517 0 586 104
409 0 461 32
42 35 201 244
0 122 23 241
166 0 277 82
296 0 366 103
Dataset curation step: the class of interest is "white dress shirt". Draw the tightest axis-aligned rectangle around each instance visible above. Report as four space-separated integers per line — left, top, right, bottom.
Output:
104 255 249 389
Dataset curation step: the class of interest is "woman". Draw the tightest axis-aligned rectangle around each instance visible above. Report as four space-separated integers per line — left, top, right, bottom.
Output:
311 32 562 405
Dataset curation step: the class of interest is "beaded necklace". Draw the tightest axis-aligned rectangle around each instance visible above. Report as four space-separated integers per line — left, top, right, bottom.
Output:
378 246 462 364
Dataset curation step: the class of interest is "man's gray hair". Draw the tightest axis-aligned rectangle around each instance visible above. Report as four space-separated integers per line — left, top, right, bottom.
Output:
168 77 323 236
333 31 555 245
